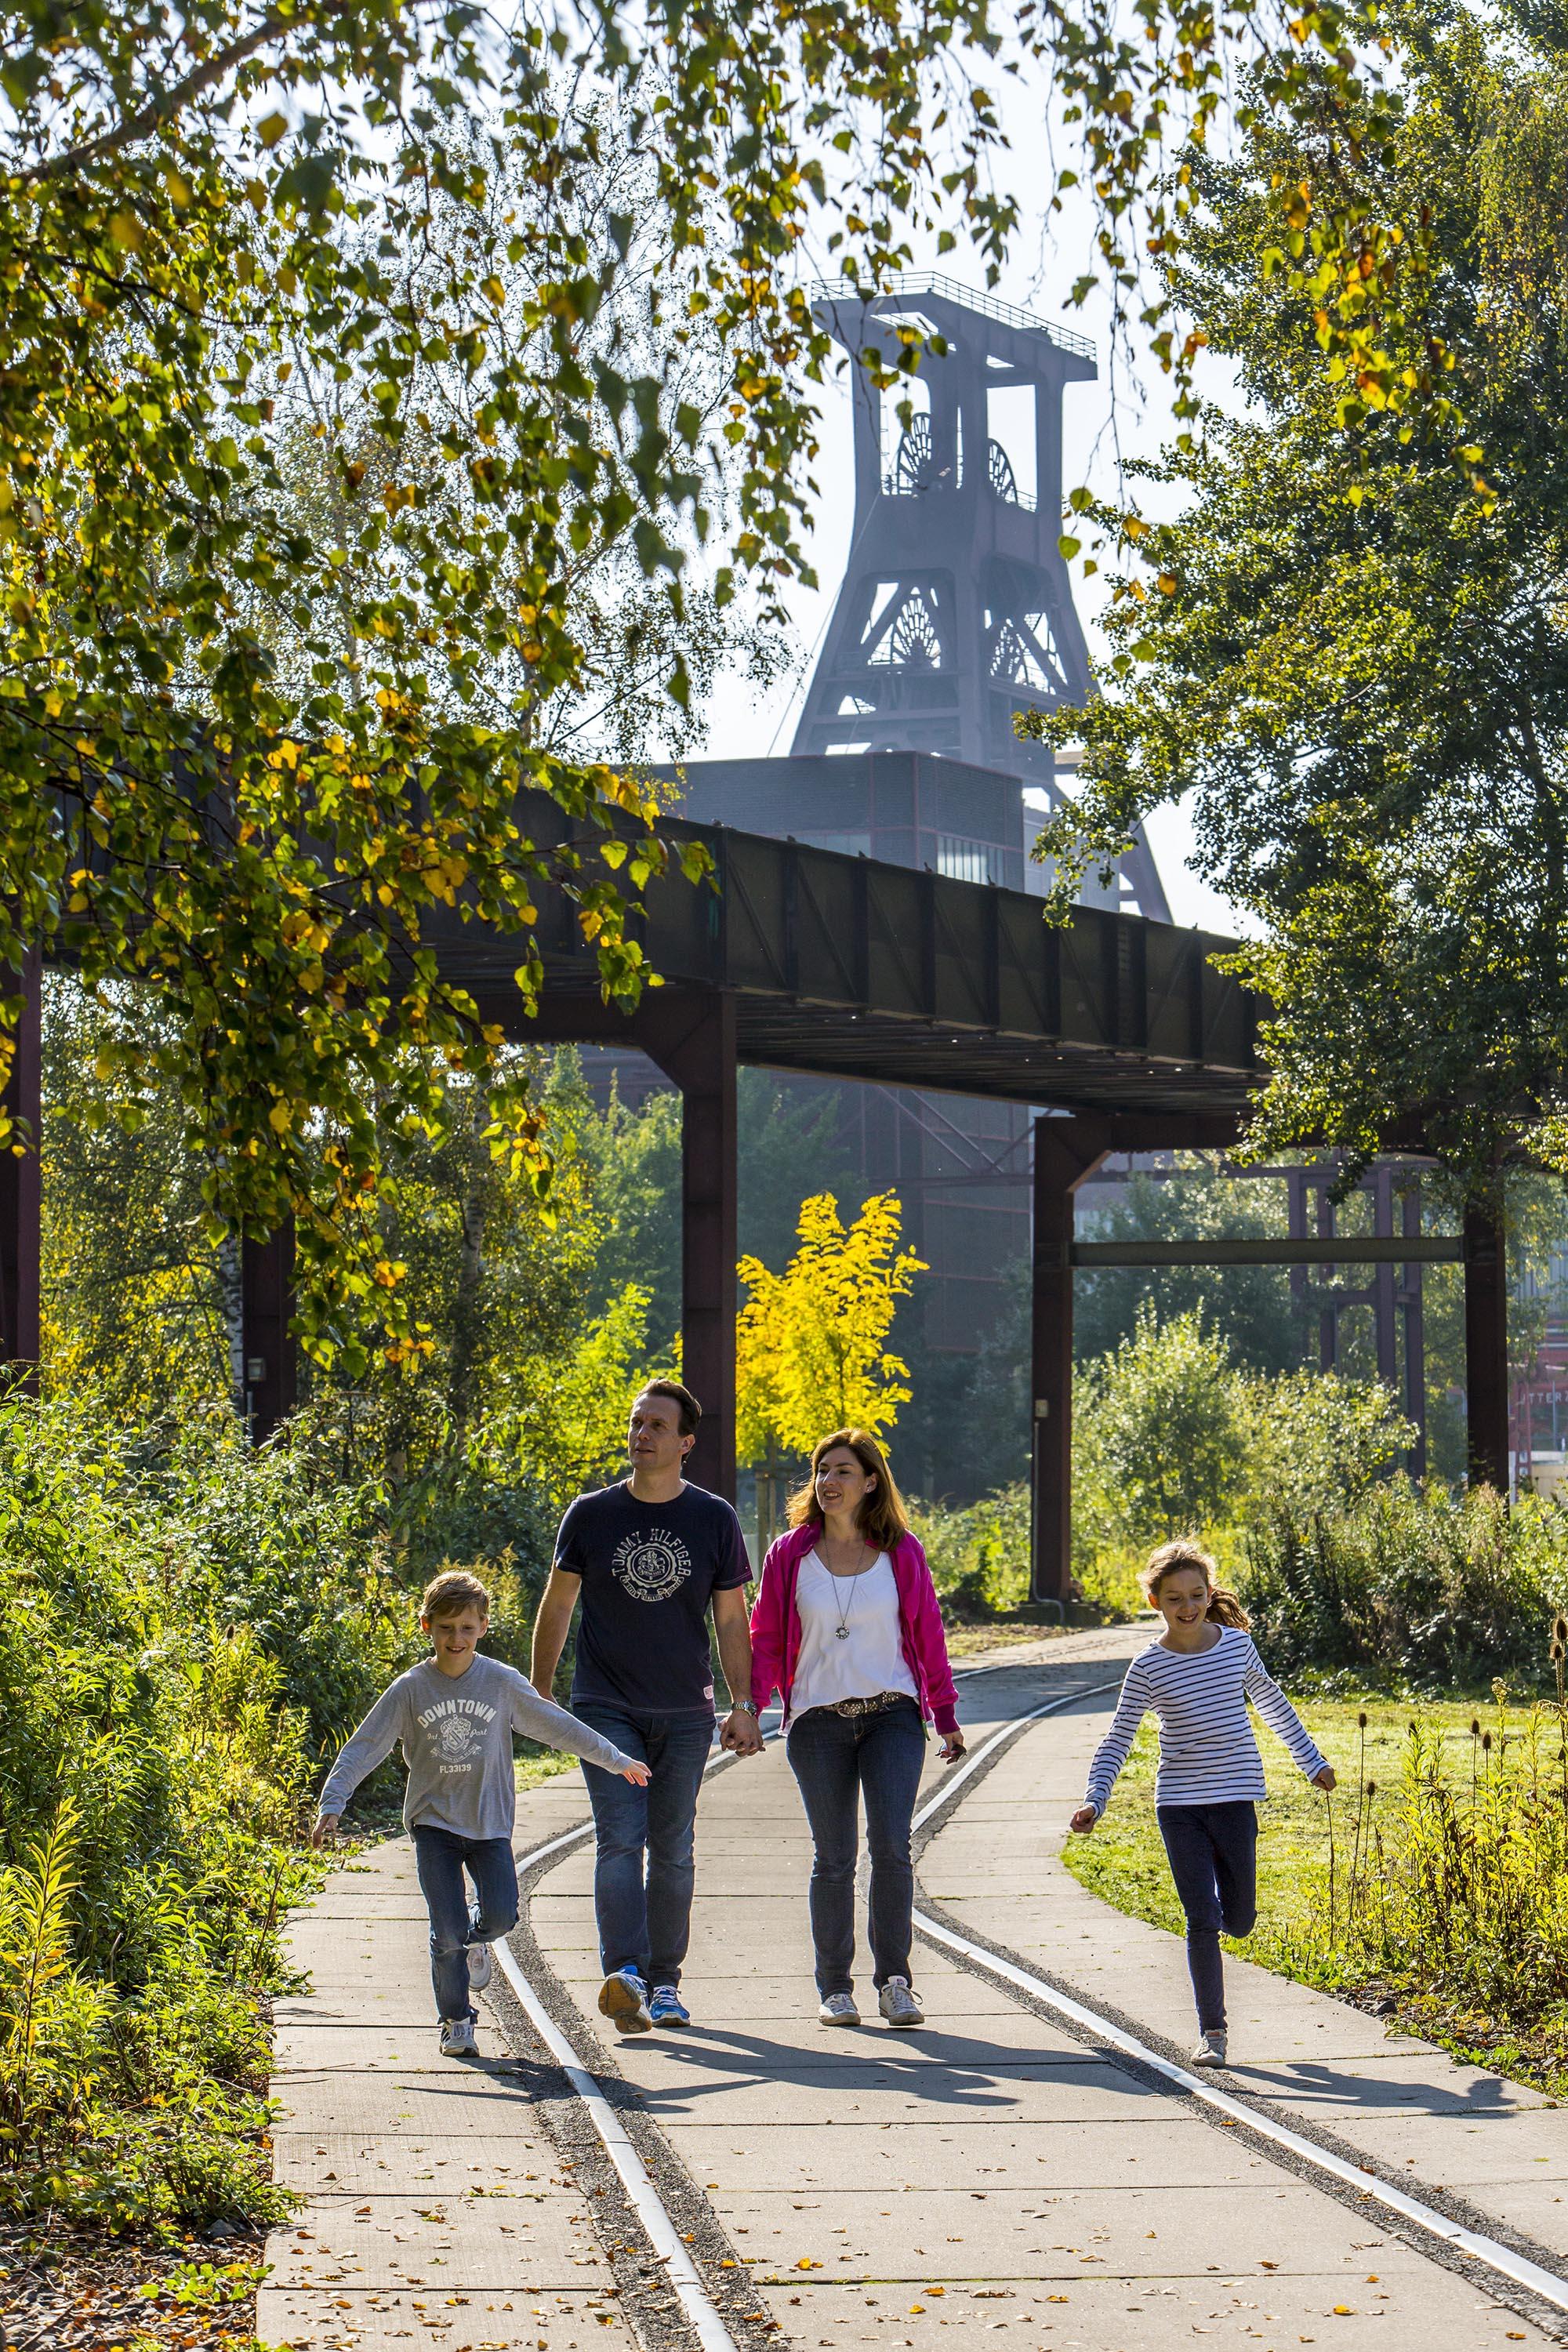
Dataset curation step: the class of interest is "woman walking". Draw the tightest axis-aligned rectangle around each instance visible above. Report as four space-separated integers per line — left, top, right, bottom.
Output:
1069 1539 1335 2067
750 1428 964 2028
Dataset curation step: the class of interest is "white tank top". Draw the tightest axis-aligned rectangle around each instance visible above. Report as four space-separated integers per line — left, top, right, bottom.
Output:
791 1552 919 1716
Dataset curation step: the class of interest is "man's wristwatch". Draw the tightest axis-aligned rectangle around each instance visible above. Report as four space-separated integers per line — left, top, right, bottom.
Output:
732 1697 760 1716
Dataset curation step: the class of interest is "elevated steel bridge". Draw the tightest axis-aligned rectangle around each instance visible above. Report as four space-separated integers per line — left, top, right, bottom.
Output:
0 797 1507 1597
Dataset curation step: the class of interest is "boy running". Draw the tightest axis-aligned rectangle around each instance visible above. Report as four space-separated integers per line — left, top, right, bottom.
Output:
313 1568 648 2057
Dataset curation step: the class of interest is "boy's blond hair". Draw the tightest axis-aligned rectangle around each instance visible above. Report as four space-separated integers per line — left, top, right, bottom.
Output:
420 1569 491 1623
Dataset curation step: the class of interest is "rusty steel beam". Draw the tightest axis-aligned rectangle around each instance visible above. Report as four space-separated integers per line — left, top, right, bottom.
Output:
635 993 739 1507
0 947 42 1385
241 1222 298 1442
1463 1203 1509 1493
1070 1235 1462 1268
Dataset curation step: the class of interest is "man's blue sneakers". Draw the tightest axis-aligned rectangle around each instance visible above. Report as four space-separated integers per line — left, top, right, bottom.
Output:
598 1969 653 2034
648 1985 691 2028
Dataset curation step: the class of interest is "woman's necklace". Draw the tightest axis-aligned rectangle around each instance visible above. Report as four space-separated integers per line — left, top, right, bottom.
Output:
823 1539 873 1639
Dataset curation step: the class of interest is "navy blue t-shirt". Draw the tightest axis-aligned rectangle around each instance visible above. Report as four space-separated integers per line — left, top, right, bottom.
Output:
554 1480 751 1719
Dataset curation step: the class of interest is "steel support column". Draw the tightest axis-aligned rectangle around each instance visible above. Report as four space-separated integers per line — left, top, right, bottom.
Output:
1030 1117 1109 1604
637 992 739 1504
241 1222 298 1441
1401 1183 1427 1482
1463 1202 1509 1492
0 948 42 1383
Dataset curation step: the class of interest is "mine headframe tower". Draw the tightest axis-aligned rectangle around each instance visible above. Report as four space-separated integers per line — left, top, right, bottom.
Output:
791 273 1167 921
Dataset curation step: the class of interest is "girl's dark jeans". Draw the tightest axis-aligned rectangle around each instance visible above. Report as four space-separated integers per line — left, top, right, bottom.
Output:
1156 1799 1258 2033
411 1825 520 2024
786 1697 926 1996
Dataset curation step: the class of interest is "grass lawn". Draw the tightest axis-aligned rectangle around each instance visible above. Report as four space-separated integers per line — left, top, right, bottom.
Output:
1062 1690 1568 2096
517 1746 583 1791
945 1616 1085 1659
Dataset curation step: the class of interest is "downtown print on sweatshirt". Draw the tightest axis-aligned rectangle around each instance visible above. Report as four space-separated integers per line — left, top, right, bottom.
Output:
318 1653 636 1839
1083 1626 1328 1817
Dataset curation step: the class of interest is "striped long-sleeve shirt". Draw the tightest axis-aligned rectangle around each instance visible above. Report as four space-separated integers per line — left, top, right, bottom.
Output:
1083 1626 1328 1817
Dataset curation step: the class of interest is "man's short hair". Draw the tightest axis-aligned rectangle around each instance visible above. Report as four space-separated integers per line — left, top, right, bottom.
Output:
420 1568 490 1621
637 1379 702 1438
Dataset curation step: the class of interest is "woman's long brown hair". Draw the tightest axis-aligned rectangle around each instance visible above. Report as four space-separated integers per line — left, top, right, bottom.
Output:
1142 1538 1250 1629
786 1428 912 1552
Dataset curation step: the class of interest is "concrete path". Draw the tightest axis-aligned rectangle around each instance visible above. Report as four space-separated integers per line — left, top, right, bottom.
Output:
264 1628 1568 2352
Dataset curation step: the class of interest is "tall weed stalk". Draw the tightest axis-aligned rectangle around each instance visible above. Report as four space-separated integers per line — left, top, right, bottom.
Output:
1308 1684 1568 2037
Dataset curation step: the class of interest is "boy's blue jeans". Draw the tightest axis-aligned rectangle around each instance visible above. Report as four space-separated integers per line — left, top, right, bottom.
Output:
573 1704 713 1988
411 1825 519 2023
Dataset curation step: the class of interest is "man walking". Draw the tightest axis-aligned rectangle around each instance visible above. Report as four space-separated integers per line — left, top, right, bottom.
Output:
532 1380 763 2034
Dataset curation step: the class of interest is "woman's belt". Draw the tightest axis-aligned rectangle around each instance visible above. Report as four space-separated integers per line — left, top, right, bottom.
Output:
801 1690 913 1720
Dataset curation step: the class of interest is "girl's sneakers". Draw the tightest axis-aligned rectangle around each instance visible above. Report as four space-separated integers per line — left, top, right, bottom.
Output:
1192 2029 1229 2068
818 1991 861 2026
648 1985 691 2027
440 2017 478 2058
877 1978 924 2028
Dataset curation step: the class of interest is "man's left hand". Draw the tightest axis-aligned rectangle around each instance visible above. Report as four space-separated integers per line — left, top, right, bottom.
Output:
720 1707 764 1757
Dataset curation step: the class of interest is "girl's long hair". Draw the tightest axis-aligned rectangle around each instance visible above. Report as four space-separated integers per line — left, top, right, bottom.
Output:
786 1428 912 1553
1142 1538 1250 1629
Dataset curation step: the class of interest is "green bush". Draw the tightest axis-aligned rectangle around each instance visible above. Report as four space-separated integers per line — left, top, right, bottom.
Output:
0 1391 411 2227
916 1486 1032 1617
1239 1483 1568 1688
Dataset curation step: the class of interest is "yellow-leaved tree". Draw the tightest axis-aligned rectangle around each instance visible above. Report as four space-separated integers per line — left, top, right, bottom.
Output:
736 1192 927 1544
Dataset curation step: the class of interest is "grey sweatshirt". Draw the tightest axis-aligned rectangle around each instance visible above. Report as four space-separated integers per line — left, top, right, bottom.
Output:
318 1653 638 1839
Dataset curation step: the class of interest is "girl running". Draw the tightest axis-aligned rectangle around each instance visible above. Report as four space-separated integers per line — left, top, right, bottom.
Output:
1069 1539 1335 2068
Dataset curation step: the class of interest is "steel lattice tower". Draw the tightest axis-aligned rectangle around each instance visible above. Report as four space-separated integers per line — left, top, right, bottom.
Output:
792 273 1167 919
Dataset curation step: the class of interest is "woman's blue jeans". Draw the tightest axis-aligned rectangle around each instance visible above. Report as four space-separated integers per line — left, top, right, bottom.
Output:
411 1825 519 2023
786 1698 926 1996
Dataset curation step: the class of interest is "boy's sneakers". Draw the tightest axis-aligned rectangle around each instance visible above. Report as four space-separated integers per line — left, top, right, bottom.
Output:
648 1985 690 2028
1192 2029 1229 2068
598 1969 653 2034
878 1977 924 2028
466 1941 493 1993
439 2017 478 2058
818 1991 860 2026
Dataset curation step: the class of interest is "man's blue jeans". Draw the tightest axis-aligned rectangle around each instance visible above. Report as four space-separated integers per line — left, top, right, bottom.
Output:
574 1704 713 1988
411 1825 519 2023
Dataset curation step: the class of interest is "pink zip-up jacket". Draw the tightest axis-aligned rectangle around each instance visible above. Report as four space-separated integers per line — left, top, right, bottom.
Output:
749 1521 960 1735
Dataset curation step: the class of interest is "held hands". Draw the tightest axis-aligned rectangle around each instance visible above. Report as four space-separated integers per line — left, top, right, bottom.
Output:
720 1707 765 1758
1068 1804 1098 1835
619 1759 652 1785
310 1813 340 1848
1313 1766 1338 1791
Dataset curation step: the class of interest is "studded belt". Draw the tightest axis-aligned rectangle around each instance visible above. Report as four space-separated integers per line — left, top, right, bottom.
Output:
808 1691 913 1719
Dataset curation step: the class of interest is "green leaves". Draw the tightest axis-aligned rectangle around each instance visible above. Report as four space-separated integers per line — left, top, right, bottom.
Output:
0 0 1034 1372
1024 5 1568 1197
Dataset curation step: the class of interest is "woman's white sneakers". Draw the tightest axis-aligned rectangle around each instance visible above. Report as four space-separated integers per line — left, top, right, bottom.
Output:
466 1941 493 1992
877 1978 924 2027
820 1981 924 2027
440 2017 478 2057
1192 2029 1229 2068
